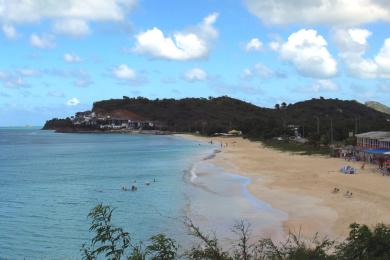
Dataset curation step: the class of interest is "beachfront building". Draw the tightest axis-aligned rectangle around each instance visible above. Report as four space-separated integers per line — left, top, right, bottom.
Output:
354 132 390 172
356 131 390 150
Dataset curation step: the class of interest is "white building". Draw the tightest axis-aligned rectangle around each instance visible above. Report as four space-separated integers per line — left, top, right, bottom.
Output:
356 131 390 150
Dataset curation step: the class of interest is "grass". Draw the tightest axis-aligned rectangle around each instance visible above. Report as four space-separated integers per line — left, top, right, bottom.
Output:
261 139 331 156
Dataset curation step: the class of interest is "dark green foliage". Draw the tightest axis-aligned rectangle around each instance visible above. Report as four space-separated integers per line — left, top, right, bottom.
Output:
127 244 147 260
278 98 390 141
42 117 73 130
81 204 178 260
92 96 272 136
42 97 390 142
44 96 390 144
336 223 390 260
253 233 335 260
82 205 390 260
81 204 132 260
262 139 331 156
146 234 178 260
184 218 232 260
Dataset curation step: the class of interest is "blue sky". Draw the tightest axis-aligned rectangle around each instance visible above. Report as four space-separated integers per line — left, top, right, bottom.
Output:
1 0 390 126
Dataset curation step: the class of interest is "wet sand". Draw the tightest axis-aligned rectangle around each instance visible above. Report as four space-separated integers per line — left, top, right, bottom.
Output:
177 134 390 240
185 159 287 244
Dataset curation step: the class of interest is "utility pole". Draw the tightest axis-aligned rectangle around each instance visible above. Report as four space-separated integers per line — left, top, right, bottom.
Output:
330 117 334 145
354 116 359 135
314 116 320 135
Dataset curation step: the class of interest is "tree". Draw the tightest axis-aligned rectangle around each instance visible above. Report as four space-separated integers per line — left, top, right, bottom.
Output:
81 205 390 260
81 204 132 260
232 220 253 260
146 234 178 260
81 204 178 260
336 223 390 260
184 218 231 260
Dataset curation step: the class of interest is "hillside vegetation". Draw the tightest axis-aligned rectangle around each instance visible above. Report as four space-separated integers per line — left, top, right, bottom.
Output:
44 96 390 141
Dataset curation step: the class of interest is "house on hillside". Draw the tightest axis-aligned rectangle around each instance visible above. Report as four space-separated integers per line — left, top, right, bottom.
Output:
98 110 148 129
70 109 163 130
72 111 97 126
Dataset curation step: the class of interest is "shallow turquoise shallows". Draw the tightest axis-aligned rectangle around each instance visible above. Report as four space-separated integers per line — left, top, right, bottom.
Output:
0 128 212 259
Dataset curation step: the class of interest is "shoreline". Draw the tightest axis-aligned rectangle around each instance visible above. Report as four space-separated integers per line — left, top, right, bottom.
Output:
42 128 174 135
176 134 390 240
183 148 287 244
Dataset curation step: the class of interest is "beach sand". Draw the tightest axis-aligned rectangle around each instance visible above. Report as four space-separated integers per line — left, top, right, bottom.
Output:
177 134 390 240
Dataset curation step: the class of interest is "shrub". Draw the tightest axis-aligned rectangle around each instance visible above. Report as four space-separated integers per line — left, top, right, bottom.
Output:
81 204 390 260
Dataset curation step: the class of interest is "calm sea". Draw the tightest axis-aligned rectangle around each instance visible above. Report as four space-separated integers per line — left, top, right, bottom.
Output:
0 128 213 259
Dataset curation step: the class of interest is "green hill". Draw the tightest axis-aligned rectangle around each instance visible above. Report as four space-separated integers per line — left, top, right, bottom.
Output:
43 96 390 141
365 101 390 115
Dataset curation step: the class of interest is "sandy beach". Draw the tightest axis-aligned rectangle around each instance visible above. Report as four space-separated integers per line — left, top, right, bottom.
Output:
177 134 390 240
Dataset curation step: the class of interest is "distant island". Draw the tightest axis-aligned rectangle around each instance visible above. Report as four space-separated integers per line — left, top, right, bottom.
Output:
43 96 390 144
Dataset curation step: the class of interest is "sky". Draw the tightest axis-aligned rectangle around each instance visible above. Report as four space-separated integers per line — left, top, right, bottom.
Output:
1 0 390 126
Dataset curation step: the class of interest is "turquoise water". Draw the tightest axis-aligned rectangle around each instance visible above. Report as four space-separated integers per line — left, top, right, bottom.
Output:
0 128 213 259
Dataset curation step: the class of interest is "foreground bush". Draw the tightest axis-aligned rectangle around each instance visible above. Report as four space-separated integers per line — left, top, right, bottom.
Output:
81 204 390 260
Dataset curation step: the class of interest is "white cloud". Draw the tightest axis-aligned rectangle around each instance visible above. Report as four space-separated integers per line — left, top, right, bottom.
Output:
375 39 390 75
244 0 390 26
0 0 136 22
2 24 18 39
112 64 137 80
66 97 80 106
242 68 252 78
0 68 41 89
53 19 90 36
245 38 262 51
30 33 55 49
242 63 275 79
5 77 26 88
1 76 27 89
184 68 208 82
0 70 29 88
0 0 137 35
334 28 390 78
309 80 339 92
333 28 372 53
64 53 82 63
133 13 219 60
269 41 281 51
276 29 337 78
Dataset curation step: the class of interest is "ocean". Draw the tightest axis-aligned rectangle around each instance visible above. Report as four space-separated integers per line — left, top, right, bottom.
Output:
0 128 286 259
